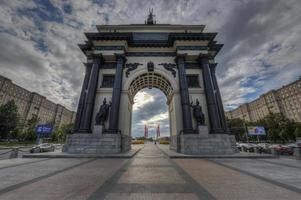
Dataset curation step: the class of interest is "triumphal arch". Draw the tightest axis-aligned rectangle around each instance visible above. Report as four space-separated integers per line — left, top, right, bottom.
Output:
64 12 236 155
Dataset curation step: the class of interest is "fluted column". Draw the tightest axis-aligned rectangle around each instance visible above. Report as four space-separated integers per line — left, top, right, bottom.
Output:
176 54 193 133
199 55 223 134
74 64 92 132
108 54 126 133
210 64 229 133
79 55 103 133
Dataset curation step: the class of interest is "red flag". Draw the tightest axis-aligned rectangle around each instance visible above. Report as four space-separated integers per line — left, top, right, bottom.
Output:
156 124 160 138
144 125 148 138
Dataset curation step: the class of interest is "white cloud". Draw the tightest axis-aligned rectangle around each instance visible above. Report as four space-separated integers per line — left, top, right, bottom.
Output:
1 0 301 123
133 91 154 111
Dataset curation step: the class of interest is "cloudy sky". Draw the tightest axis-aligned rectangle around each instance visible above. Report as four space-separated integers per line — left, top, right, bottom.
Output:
1 0 301 137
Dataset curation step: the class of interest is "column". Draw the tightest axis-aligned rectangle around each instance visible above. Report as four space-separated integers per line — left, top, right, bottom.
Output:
199 55 223 134
210 64 229 133
108 54 126 133
176 54 193 133
74 64 92 132
79 55 103 133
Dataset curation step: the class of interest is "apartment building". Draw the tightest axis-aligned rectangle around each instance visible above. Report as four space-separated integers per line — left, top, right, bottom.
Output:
226 77 301 122
0 75 76 127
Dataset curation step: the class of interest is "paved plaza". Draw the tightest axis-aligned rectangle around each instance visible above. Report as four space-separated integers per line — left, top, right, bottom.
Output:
0 143 300 199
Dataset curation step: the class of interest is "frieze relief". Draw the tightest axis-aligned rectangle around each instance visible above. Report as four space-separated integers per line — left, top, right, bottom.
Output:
125 63 142 77
159 63 177 78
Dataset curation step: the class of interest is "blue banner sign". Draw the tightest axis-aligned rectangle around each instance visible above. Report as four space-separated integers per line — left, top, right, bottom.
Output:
36 124 53 137
247 126 266 136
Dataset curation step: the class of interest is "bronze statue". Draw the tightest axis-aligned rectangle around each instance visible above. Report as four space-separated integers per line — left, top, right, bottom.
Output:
95 98 111 126
146 8 156 25
190 99 205 126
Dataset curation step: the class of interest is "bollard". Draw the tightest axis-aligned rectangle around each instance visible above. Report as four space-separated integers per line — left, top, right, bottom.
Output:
294 147 301 160
271 148 280 157
9 148 19 159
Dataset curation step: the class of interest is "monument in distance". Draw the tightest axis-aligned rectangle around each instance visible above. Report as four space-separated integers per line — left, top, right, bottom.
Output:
63 11 236 155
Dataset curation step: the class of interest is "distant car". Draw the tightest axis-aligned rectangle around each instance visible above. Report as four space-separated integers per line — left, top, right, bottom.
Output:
236 142 242 151
239 143 257 152
30 143 55 153
257 143 271 153
270 144 294 156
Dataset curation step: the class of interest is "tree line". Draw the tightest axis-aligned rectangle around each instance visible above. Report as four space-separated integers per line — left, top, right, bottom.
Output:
0 100 73 143
227 112 301 143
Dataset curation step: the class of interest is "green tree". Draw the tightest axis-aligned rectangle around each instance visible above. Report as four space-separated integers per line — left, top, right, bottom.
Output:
258 113 295 143
24 115 39 141
0 100 19 140
52 123 74 143
226 118 246 142
294 127 301 138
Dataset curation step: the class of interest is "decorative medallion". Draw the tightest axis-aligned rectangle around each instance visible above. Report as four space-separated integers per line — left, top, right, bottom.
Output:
159 63 177 77
125 63 142 77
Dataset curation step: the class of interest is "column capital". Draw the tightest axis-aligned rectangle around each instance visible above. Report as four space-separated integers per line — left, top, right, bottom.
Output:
198 54 213 62
87 53 104 64
115 53 127 64
175 53 187 63
209 63 218 73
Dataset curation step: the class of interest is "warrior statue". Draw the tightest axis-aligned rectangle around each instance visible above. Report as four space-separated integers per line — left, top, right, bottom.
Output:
146 8 155 25
190 99 205 126
95 98 111 126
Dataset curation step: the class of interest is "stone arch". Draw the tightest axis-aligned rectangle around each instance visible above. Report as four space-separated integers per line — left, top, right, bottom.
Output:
127 72 174 103
123 65 179 94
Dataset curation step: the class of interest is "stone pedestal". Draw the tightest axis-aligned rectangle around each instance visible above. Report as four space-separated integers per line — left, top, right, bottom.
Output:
179 134 236 155
198 126 209 138
63 133 124 154
93 125 103 136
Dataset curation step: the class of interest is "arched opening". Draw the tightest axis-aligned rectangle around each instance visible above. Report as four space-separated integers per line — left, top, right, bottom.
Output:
128 72 173 104
128 73 174 143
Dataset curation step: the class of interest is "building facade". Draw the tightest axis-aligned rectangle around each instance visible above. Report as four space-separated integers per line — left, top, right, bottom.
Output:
0 75 76 127
226 77 301 122
64 12 236 155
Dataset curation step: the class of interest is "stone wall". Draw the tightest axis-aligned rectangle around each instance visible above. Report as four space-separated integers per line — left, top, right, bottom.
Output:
64 133 121 154
170 135 178 152
121 134 131 152
180 134 236 155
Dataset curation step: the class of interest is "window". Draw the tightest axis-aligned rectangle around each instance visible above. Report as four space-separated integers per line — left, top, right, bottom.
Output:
187 75 200 88
101 75 115 88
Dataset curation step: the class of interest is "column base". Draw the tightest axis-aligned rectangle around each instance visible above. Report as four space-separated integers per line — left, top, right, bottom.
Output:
63 133 123 154
198 125 209 138
179 134 237 155
92 125 103 136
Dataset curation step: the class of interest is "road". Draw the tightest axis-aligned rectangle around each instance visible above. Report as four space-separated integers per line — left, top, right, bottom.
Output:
0 143 300 199
0 145 62 160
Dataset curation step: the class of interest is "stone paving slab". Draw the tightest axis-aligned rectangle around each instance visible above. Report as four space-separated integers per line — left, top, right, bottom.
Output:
104 193 199 200
175 159 301 200
0 158 91 192
118 166 186 184
211 158 301 192
0 159 126 200
87 143 215 200
157 144 275 158
1 143 301 199
259 157 301 168
0 158 49 169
